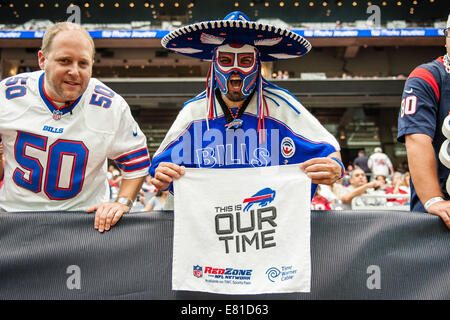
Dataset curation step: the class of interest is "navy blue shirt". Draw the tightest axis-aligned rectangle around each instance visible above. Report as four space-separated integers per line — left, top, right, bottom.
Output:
397 56 450 212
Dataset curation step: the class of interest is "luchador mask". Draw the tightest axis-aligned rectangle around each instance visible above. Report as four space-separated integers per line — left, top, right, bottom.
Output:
213 43 260 99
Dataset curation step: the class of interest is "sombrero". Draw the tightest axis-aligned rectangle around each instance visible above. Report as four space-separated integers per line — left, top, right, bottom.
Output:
161 11 311 61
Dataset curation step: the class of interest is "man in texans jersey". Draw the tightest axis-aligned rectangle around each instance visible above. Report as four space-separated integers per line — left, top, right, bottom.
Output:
0 22 150 232
150 12 343 198
397 14 450 228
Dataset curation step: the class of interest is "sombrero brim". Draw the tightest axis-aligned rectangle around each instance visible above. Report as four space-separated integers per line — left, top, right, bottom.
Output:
161 19 311 61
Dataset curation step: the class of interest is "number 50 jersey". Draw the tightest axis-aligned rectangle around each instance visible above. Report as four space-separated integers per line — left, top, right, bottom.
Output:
0 71 150 211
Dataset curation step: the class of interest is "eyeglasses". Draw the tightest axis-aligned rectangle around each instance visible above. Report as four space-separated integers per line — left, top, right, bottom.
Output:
444 28 449 37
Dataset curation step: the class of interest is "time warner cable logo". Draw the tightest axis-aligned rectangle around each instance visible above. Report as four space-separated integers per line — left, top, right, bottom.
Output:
266 266 298 282
265 267 281 282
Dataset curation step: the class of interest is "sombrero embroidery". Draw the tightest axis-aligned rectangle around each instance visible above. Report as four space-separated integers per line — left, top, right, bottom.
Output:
161 11 311 61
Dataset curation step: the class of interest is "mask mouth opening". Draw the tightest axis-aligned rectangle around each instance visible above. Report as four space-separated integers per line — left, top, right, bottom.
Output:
229 78 242 91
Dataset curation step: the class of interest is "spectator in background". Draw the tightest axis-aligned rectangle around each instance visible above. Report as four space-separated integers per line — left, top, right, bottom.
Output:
311 185 332 210
342 73 352 79
331 179 344 200
106 164 116 181
329 179 345 210
375 174 391 191
282 70 290 79
276 70 283 79
141 174 155 191
385 171 410 205
395 162 406 174
340 168 384 210
353 150 371 179
368 147 394 180
342 163 353 186
108 170 122 201
144 190 169 211
402 172 410 190
318 183 337 204
141 174 157 202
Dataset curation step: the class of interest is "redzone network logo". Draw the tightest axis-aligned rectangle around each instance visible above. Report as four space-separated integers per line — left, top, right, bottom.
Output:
193 266 253 280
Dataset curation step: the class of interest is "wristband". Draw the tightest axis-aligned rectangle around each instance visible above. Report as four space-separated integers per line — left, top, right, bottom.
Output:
115 196 133 209
331 157 345 179
424 196 444 211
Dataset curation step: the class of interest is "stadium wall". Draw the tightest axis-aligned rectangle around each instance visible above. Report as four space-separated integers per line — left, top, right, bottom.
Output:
0 210 448 300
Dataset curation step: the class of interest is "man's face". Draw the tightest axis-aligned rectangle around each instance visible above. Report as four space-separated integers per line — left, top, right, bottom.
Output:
38 30 93 103
214 44 259 101
350 169 367 187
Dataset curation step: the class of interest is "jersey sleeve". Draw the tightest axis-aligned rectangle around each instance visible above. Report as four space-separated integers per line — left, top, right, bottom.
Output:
397 65 440 143
149 105 197 177
109 98 150 179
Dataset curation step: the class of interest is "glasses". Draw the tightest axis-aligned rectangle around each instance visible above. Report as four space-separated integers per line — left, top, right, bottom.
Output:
444 28 449 37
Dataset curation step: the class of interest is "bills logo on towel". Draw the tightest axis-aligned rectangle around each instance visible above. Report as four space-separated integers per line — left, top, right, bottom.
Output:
173 165 311 294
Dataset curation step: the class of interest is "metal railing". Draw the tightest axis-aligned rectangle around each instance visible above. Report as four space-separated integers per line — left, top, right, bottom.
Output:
351 193 410 211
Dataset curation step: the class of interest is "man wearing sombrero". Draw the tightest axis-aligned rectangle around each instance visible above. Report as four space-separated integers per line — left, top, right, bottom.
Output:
150 12 343 198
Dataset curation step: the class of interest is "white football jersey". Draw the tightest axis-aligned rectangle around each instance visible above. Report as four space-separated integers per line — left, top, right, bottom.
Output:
0 71 150 211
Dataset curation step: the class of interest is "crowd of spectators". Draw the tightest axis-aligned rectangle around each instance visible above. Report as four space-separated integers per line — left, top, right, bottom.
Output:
273 70 290 79
311 147 411 211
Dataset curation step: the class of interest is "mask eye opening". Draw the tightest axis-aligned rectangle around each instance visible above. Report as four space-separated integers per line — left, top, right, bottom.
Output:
217 52 235 67
237 53 255 68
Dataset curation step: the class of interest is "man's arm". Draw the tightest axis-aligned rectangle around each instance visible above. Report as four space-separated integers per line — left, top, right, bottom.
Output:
405 133 450 228
300 151 344 185
86 176 145 233
340 181 381 204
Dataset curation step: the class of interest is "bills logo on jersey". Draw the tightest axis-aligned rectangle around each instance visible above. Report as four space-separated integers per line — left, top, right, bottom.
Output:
281 137 295 158
225 118 244 130
243 187 276 212
193 265 203 278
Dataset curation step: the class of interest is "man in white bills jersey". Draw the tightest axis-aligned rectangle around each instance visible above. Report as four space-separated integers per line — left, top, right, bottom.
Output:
0 22 150 232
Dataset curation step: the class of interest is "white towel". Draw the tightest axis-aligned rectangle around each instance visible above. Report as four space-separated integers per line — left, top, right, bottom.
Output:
173 164 311 294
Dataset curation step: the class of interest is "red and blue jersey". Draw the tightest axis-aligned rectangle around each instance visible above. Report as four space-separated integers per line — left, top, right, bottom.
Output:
397 56 449 212
150 81 340 197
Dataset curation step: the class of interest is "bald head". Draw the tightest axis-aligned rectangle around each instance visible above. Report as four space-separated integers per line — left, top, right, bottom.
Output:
41 22 95 59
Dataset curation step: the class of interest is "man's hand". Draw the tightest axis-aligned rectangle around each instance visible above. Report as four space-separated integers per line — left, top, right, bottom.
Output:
368 180 383 189
150 162 185 191
300 157 342 185
426 201 450 229
86 202 130 233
